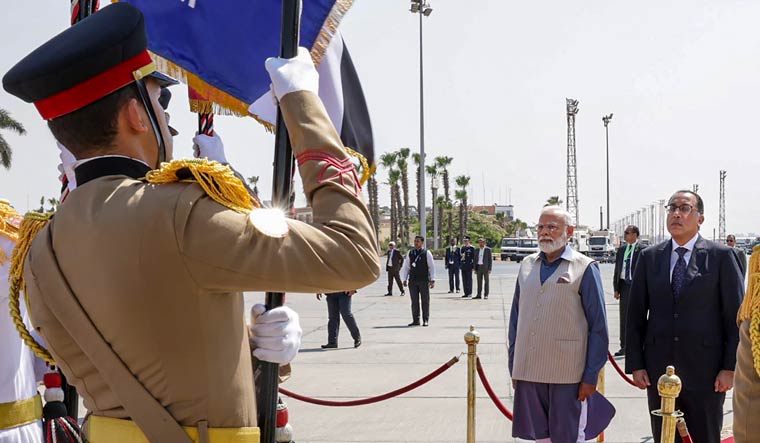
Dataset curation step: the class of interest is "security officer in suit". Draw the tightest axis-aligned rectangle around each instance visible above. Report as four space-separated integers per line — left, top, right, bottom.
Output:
384 241 404 296
460 236 476 298
444 238 461 293
626 190 743 443
473 238 492 299
2 4 379 442
611 225 644 357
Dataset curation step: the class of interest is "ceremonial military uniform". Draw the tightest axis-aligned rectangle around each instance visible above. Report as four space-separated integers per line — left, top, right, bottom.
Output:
460 237 476 297
3 4 379 442
734 244 760 443
0 200 44 443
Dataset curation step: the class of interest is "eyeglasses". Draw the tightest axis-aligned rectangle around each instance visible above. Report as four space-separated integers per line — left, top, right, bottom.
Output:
665 204 695 215
537 223 562 232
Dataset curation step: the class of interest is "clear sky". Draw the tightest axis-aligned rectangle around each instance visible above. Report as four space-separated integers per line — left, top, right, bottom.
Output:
1 1 758 237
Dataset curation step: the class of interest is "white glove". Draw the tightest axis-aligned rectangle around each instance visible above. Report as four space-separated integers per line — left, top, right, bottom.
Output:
57 141 77 191
250 304 302 365
192 132 227 163
264 47 319 101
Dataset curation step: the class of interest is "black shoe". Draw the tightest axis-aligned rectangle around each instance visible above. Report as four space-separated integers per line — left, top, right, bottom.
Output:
484 295 488 299
423 321 429 327
614 349 625 357
456 289 460 293
473 296 482 299
354 338 362 348
447 290 454 293
461 294 471 298
384 293 393 296
408 321 420 327
321 343 337 349
400 292 405 296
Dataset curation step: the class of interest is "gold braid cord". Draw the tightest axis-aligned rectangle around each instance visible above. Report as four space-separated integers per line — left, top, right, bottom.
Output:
9 212 56 364
145 159 262 213
738 244 760 378
344 147 373 186
0 199 21 264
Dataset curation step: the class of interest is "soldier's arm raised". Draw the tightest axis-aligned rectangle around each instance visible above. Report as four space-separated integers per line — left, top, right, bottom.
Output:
176 50 379 293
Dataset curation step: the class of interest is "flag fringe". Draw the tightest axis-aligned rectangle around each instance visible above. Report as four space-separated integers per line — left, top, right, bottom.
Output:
310 0 354 67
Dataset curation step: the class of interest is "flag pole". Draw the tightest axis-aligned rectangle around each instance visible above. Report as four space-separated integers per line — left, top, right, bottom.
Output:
260 1 301 442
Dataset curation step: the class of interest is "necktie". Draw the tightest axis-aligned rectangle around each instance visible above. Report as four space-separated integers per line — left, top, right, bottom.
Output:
671 247 688 300
624 244 633 283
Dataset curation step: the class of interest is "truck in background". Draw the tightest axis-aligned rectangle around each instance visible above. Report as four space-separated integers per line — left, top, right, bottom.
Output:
500 237 539 262
571 228 591 255
588 230 618 263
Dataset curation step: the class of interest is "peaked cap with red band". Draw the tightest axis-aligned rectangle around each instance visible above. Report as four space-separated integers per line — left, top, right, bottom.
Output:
2 2 176 120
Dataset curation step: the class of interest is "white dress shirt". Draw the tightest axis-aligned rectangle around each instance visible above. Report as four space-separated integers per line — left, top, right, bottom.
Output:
401 248 436 282
669 233 700 281
478 247 485 265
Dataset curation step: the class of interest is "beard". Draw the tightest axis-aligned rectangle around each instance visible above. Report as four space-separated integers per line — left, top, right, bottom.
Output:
538 232 568 254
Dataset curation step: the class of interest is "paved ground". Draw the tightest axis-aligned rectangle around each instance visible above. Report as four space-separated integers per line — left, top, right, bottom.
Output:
242 260 734 443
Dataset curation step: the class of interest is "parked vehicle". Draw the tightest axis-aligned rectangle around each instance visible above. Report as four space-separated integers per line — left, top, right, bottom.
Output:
500 237 539 262
588 230 618 263
571 229 590 255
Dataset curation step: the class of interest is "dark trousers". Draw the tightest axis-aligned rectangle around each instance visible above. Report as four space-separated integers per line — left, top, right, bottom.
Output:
387 269 403 294
617 280 631 349
408 280 430 322
462 266 473 295
646 386 725 443
476 267 489 296
326 292 360 344
448 266 460 291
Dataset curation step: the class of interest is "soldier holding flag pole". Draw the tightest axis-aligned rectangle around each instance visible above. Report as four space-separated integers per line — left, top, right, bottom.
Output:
2 3 379 443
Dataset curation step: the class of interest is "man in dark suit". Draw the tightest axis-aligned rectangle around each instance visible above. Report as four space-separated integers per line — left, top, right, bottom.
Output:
473 238 493 299
626 190 744 443
726 234 748 279
460 236 476 298
384 241 405 296
444 238 462 293
612 225 645 357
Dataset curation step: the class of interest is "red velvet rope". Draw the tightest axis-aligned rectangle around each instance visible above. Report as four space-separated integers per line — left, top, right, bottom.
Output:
278 356 459 406
607 351 638 387
475 358 513 421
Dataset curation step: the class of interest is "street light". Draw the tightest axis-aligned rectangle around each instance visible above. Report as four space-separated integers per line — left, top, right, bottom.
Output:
410 0 432 243
432 174 439 249
602 113 613 230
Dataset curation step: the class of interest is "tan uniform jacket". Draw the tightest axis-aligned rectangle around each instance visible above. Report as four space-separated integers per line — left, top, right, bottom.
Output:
24 91 380 428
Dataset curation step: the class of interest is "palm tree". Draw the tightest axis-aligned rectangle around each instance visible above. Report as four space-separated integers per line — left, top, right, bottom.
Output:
246 176 260 199
435 156 454 244
0 109 26 169
455 189 467 241
412 153 422 218
380 153 398 242
426 164 438 243
436 195 446 245
389 170 402 244
456 175 471 237
545 196 563 206
397 148 411 247
367 168 380 241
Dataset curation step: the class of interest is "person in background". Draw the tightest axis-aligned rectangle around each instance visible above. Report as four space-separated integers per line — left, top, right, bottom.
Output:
401 236 435 327
611 225 644 357
384 241 404 296
444 238 462 294
317 291 361 349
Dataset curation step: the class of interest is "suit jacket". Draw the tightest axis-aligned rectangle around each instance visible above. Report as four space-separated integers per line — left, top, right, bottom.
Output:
25 91 380 428
386 248 403 272
445 246 462 270
732 247 748 278
625 236 744 391
474 247 493 272
612 242 645 292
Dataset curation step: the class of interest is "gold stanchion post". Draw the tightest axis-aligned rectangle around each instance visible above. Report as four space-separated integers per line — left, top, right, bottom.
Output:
651 366 683 443
464 325 480 443
597 366 605 442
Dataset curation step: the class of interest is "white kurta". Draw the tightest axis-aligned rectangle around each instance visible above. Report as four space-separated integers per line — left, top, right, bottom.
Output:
0 236 44 443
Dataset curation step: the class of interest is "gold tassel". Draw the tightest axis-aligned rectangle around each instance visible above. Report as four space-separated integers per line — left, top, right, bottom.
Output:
145 159 261 213
8 212 56 364
344 147 373 186
737 244 760 377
